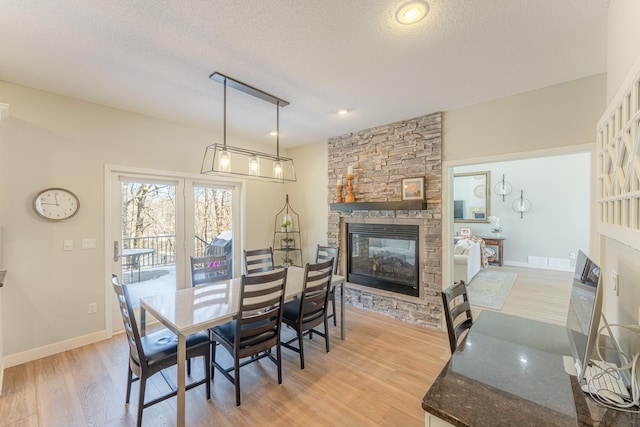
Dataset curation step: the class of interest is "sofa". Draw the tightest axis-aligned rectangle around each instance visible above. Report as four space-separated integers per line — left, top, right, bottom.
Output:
453 238 481 283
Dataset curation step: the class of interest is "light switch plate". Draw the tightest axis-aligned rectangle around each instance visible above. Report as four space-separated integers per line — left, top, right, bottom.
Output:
63 239 73 251
82 238 96 249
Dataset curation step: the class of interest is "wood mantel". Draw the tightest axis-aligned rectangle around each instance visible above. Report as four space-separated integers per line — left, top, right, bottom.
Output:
329 201 428 211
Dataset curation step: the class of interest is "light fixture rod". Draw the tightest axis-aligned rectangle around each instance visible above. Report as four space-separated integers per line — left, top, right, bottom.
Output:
210 72 289 107
223 78 227 148
276 100 280 158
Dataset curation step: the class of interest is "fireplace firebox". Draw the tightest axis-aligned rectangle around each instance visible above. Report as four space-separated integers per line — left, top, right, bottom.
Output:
346 223 419 297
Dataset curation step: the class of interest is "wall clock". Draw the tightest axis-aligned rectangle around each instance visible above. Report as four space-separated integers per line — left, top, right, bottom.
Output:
32 188 80 221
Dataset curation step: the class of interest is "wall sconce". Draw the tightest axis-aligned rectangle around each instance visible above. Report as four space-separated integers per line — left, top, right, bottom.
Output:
512 190 531 219
201 72 297 183
493 174 512 202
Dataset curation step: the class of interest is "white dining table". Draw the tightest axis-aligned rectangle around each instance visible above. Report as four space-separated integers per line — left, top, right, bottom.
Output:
139 266 346 427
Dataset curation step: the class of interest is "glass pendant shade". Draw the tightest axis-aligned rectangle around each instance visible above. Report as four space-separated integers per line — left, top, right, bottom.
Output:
249 155 260 176
273 160 283 179
219 149 231 172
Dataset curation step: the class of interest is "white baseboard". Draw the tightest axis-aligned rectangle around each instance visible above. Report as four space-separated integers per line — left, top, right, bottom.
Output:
504 260 573 272
3 330 108 369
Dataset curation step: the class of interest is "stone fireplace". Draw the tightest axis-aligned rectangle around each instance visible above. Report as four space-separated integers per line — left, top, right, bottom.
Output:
327 112 442 329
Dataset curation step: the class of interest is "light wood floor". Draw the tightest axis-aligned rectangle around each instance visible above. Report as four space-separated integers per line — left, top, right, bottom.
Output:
474 265 573 326
0 265 571 427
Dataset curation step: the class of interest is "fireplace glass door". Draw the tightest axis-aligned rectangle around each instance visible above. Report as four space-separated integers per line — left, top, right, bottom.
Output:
347 223 419 297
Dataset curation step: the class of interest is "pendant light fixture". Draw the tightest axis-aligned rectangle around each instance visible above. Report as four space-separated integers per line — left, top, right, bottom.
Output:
201 72 297 183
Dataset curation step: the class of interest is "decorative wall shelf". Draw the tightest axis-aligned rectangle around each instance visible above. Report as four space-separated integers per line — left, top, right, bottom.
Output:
329 201 428 212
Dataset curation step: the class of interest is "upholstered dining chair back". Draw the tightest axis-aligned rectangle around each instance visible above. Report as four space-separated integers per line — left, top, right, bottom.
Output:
441 280 474 353
190 254 230 286
281 259 334 369
209 268 288 406
316 245 339 274
243 247 275 275
111 274 211 426
316 245 339 325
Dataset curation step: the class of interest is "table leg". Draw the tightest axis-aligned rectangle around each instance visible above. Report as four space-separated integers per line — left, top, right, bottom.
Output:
177 334 186 427
340 282 345 340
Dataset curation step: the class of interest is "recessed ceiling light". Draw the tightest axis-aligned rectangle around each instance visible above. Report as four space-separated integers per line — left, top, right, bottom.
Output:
337 108 349 115
396 0 429 25
270 131 278 136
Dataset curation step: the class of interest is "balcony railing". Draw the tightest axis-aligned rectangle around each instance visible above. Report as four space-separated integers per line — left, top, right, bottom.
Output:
123 235 176 269
122 234 214 270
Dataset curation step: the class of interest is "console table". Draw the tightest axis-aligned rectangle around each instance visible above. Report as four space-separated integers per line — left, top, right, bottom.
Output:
479 235 505 266
422 311 638 426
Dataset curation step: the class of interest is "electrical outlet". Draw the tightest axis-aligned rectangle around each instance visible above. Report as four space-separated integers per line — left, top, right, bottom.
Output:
88 303 97 314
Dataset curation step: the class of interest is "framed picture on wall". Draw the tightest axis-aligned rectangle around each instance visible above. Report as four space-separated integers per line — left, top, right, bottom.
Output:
459 227 472 237
402 177 425 200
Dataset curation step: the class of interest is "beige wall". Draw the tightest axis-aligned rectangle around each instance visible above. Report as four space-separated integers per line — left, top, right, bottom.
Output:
286 142 329 264
606 0 640 102
603 0 640 356
443 74 606 162
0 82 286 360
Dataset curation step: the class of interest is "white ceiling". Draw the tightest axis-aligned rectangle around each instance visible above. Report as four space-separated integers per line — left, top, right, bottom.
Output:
0 1 609 148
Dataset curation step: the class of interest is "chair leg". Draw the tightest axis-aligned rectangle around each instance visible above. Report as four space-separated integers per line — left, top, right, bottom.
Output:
331 290 337 327
324 318 331 353
137 376 146 427
298 329 305 370
211 341 217 379
276 343 283 384
125 367 133 403
234 360 241 406
203 353 211 400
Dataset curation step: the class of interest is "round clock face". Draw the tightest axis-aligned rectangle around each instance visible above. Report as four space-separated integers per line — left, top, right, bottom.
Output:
33 188 80 221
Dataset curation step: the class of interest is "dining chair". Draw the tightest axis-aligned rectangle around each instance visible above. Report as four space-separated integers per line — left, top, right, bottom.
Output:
190 254 230 287
316 245 339 326
209 269 287 406
243 247 274 275
111 274 211 427
281 259 334 369
441 280 474 353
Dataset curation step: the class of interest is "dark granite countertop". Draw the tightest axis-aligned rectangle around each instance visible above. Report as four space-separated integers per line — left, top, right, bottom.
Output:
422 311 639 426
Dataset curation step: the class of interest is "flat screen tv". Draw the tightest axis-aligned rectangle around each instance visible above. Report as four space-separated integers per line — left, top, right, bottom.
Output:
565 250 603 383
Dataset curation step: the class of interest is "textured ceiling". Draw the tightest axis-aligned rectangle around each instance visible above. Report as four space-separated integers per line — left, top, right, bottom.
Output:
0 1 609 147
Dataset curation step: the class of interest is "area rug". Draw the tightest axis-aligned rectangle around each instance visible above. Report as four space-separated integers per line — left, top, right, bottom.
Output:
466 270 517 310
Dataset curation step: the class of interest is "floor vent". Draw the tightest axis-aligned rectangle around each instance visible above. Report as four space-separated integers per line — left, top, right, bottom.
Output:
528 256 548 266
548 257 571 268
